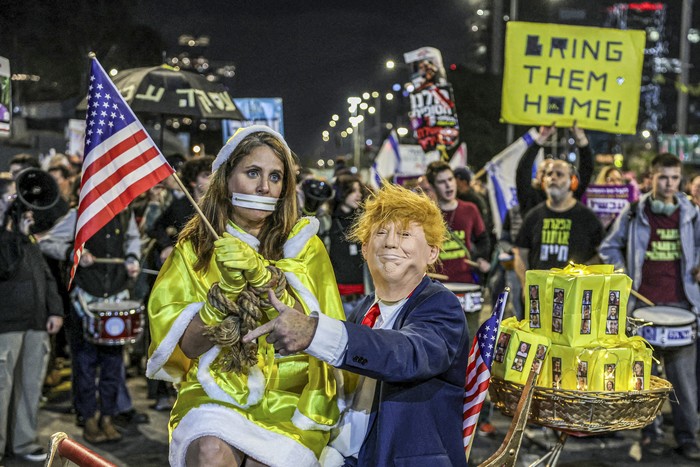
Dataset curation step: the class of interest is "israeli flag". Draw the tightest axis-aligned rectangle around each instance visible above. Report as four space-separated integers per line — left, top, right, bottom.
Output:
486 128 542 237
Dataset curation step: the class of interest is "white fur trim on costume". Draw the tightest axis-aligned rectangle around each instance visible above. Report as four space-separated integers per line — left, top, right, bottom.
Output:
212 125 290 172
284 217 319 258
282 217 322 313
291 408 333 432
285 271 321 312
231 192 279 211
146 302 203 382
319 446 345 467
333 368 353 414
282 216 347 431
198 347 265 409
225 223 261 250
170 404 320 467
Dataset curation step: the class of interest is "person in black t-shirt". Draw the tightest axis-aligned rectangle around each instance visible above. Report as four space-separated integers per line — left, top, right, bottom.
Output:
514 160 603 288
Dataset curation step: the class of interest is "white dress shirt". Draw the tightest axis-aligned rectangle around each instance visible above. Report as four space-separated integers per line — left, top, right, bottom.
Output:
306 298 408 459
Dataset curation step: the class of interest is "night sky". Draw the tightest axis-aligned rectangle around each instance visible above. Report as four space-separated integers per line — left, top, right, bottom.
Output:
135 0 473 164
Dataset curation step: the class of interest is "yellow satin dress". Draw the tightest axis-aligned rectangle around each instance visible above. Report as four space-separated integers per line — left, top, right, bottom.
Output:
146 217 347 467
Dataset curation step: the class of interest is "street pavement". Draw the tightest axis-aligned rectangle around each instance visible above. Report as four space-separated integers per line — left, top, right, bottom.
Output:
5 366 694 466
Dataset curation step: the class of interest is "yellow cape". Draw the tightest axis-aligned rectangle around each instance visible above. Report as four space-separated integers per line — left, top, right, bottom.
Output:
146 217 347 466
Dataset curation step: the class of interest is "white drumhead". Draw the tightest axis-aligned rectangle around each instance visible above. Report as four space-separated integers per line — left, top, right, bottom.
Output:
442 282 481 293
632 306 696 326
88 300 143 312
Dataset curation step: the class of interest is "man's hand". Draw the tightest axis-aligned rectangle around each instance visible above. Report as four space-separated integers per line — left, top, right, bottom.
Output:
46 316 63 335
79 250 95 267
536 124 556 145
571 121 589 147
125 258 140 278
476 257 490 273
243 291 318 356
19 211 34 236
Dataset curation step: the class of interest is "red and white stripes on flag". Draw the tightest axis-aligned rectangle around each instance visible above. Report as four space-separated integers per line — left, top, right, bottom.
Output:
69 57 174 288
463 290 508 459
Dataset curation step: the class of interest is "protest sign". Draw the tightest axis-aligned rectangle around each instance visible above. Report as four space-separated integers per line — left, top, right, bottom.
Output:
501 22 645 134
404 47 460 152
0 56 11 138
581 184 634 229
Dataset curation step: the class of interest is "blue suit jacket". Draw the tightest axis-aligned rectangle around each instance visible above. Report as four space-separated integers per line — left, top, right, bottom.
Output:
341 275 469 467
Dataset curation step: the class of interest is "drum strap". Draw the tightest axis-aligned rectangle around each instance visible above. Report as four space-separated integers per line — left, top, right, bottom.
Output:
447 227 481 284
70 287 131 317
447 227 472 260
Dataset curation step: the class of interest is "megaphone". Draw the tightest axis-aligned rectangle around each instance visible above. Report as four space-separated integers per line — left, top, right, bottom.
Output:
301 178 333 215
15 168 60 210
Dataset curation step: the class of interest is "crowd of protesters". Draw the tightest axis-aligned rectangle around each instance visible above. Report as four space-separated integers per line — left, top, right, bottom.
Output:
2 122 700 464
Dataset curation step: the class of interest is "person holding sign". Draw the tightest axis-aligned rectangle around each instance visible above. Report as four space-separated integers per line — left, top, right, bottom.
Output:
243 184 469 467
146 126 346 466
515 123 594 217
599 153 700 461
514 159 603 288
594 166 625 186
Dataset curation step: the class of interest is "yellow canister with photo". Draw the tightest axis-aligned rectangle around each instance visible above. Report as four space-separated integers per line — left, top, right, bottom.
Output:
539 343 578 390
493 317 551 385
525 265 632 346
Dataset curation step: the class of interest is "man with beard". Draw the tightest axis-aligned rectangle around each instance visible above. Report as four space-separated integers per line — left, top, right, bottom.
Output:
514 160 603 288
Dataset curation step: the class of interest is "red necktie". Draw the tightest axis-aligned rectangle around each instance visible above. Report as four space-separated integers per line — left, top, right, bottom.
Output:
360 303 381 328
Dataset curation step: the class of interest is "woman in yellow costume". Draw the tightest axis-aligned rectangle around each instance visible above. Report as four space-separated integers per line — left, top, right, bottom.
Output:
146 125 346 466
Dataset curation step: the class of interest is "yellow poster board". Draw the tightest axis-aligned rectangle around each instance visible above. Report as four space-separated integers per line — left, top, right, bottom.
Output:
501 22 646 134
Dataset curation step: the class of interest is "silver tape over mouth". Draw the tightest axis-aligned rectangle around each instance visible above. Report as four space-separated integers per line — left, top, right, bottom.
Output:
231 193 279 211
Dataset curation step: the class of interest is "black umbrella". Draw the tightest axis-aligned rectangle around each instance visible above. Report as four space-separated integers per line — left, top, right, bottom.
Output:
77 65 245 150
78 65 244 120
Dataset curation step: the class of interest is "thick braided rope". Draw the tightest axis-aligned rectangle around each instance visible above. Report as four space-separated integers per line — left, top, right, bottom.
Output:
204 265 287 373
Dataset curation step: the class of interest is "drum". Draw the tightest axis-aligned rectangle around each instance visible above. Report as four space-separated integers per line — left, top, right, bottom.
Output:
83 300 144 345
443 282 483 314
631 306 697 348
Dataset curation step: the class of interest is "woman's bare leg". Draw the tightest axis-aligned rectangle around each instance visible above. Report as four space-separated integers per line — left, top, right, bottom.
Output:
185 436 243 467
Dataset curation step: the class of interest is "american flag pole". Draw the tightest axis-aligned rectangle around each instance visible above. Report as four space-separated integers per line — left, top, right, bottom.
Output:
70 54 223 289
69 54 176 289
463 287 509 461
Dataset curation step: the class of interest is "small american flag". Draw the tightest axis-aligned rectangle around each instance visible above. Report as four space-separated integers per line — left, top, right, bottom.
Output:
463 289 509 458
69 57 174 288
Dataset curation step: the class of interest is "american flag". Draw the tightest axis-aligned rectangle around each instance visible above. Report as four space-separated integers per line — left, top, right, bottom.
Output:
69 57 174 287
463 289 509 458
